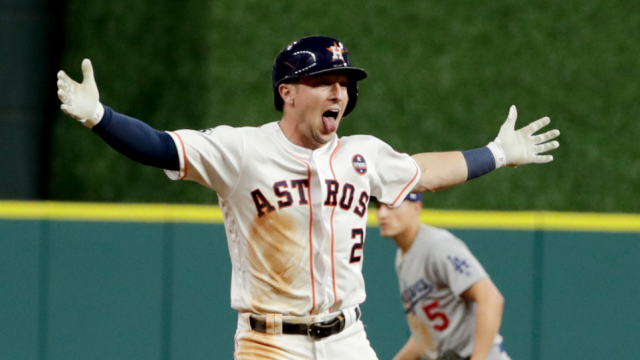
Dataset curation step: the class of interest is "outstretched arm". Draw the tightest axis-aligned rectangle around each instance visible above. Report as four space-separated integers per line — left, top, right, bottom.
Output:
461 278 504 360
57 59 179 170
411 105 560 193
411 151 468 193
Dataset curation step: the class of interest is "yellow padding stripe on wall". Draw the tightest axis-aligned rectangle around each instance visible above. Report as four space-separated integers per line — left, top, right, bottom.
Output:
0 201 224 223
0 201 638 232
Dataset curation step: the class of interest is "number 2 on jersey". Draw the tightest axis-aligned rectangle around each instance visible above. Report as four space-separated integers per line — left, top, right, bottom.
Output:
422 300 449 331
349 228 364 263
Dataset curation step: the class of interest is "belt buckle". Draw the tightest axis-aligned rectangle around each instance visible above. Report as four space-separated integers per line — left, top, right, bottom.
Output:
307 322 326 341
306 319 336 341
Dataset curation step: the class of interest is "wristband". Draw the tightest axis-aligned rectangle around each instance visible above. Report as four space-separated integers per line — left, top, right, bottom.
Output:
462 147 496 181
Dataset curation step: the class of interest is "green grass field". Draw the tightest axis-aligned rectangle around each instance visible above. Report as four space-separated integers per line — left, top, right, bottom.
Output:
50 0 640 213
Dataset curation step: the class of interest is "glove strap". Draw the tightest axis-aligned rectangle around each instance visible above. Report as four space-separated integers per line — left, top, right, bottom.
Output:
487 141 507 168
79 102 105 129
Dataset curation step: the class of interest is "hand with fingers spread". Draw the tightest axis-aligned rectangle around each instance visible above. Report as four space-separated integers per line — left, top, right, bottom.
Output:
488 105 560 168
57 59 104 128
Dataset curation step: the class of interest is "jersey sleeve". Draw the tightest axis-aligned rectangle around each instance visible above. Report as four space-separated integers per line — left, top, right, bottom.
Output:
163 125 244 199
369 138 421 207
427 234 488 296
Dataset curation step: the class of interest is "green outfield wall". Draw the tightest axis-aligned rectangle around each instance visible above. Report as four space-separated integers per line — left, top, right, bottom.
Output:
49 0 640 213
1 202 639 360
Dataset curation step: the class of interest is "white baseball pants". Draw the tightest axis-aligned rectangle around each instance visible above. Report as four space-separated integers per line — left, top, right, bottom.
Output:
234 308 379 360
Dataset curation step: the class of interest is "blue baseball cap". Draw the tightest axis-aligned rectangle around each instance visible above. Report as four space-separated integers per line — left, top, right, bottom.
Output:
405 193 422 202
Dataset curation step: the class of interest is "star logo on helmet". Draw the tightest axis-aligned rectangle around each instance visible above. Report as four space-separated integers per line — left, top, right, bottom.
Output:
327 42 345 62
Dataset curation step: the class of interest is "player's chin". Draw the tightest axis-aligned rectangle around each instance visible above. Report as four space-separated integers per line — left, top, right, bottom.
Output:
320 132 336 142
312 130 335 145
379 227 394 238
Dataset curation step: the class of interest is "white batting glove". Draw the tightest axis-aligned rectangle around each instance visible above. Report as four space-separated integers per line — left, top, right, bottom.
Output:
57 59 104 128
487 105 560 168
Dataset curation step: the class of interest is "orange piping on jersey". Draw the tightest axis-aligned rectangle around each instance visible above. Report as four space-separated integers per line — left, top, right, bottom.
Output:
304 162 316 314
172 132 189 180
390 162 420 206
328 141 341 311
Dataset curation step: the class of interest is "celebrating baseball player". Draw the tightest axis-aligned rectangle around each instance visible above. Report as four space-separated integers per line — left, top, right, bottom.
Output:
56 36 558 359
375 193 510 360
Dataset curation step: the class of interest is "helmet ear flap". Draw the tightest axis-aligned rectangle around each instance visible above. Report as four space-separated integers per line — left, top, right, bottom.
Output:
343 83 359 117
273 85 284 111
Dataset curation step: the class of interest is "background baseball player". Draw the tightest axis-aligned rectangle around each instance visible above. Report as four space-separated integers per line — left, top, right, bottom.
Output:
56 36 558 359
375 193 509 360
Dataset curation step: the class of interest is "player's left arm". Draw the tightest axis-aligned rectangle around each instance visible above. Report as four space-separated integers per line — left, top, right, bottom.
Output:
460 277 504 360
411 105 560 193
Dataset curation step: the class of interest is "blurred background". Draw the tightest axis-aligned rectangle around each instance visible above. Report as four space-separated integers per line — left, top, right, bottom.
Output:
1 0 639 359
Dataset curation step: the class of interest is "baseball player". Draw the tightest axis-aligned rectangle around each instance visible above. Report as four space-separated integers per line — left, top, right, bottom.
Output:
56 36 558 359
375 193 509 360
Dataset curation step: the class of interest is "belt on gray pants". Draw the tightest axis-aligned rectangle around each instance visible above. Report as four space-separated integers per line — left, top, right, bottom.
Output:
250 307 361 340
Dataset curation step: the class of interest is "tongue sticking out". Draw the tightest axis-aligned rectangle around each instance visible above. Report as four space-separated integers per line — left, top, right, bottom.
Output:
322 116 337 133
322 110 339 133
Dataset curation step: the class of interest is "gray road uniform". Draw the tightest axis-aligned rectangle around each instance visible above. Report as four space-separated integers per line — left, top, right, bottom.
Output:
395 225 510 360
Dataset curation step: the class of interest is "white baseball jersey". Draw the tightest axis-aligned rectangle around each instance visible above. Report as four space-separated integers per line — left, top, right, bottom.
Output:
395 225 505 359
165 121 421 316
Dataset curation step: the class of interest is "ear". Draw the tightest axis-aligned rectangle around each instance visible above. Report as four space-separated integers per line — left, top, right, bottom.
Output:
412 200 423 214
279 83 296 107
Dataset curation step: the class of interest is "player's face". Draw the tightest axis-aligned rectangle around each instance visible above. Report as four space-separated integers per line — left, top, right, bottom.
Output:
289 73 349 148
376 200 422 238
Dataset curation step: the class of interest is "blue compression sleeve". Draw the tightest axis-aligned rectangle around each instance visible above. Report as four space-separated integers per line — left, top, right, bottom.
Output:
462 147 496 180
92 106 180 171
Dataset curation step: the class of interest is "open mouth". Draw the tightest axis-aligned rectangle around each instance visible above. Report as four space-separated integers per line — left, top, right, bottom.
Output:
321 110 339 133
323 109 339 120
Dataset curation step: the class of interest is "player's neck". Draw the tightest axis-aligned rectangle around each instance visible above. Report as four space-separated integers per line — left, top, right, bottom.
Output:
393 221 421 255
280 116 317 150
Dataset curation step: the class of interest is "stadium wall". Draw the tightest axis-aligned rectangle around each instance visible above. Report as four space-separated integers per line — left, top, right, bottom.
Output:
1 202 639 359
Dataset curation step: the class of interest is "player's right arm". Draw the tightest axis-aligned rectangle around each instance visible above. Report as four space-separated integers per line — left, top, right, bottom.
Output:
411 105 560 193
57 59 180 171
57 59 244 198
393 336 426 360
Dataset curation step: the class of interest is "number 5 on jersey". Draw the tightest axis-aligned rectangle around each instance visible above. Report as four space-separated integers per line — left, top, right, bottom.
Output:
423 300 449 331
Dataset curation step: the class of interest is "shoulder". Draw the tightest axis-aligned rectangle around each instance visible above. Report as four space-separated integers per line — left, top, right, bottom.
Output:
176 124 245 137
415 225 468 254
338 134 408 161
186 122 277 140
207 123 269 135
169 124 274 158
339 134 389 148
256 121 283 136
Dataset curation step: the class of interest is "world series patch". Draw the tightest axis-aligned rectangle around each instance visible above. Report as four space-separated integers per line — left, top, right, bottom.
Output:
352 154 367 175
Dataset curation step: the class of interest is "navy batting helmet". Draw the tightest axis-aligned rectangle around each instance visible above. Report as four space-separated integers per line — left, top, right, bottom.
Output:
272 36 368 117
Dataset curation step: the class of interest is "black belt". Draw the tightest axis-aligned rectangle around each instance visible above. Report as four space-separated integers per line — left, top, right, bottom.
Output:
250 307 361 340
